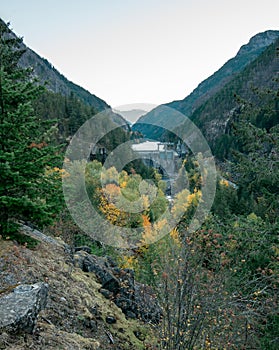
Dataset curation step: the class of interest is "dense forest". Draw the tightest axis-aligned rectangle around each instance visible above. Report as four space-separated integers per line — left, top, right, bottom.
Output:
0 20 278 350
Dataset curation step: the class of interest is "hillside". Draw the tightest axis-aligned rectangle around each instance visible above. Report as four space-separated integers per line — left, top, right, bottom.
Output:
19 46 129 129
187 37 279 151
0 16 106 113
0 18 128 129
19 47 109 112
133 30 279 139
169 30 279 116
0 229 157 349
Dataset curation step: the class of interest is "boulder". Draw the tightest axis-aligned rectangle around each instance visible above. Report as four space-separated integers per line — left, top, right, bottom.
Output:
0 282 48 334
74 252 120 294
74 246 92 254
74 251 162 323
105 315 116 324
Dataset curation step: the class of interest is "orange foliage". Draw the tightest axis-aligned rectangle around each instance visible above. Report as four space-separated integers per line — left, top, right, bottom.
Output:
102 183 121 203
28 141 48 149
99 185 127 226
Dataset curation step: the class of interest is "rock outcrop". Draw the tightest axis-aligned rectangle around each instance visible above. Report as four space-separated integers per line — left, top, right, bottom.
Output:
74 250 162 323
0 282 48 334
0 230 158 349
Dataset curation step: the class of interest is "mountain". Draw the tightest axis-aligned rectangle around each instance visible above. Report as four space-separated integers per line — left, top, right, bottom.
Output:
19 48 110 112
0 18 128 129
185 37 279 151
133 30 279 139
19 47 129 129
113 109 148 124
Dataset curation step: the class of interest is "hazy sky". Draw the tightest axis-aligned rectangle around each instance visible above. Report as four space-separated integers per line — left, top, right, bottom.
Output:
1 0 278 109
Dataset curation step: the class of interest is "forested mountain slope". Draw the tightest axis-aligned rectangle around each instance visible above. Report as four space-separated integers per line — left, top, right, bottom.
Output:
133 30 279 139
181 37 279 153
0 18 128 130
19 47 109 112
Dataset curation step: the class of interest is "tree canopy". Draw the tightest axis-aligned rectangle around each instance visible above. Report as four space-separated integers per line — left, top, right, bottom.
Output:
0 22 63 235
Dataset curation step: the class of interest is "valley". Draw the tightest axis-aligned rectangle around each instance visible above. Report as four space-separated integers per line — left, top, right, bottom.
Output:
0 18 278 350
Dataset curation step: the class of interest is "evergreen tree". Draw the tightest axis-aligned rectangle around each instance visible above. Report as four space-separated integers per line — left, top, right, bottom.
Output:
231 94 279 221
0 21 62 235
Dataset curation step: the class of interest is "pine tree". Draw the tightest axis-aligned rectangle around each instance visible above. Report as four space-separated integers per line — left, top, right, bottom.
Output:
0 20 63 235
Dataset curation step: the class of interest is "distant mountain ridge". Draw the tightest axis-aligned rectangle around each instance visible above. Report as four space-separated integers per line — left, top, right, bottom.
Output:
134 30 279 139
113 109 148 124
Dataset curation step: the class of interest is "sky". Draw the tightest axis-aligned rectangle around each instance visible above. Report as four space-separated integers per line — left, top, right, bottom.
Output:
1 0 279 110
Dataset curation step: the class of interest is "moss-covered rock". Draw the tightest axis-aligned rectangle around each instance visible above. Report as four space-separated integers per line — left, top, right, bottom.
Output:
0 232 158 349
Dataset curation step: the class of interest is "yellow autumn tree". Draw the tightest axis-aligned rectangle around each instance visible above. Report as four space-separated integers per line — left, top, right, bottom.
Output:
171 188 202 221
99 184 127 226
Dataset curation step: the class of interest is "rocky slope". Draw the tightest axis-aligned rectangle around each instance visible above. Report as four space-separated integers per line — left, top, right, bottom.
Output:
191 38 278 148
133 30 279 139
19 46 129 129
19 48 109 113
0 227 158 349
0 18 128 129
